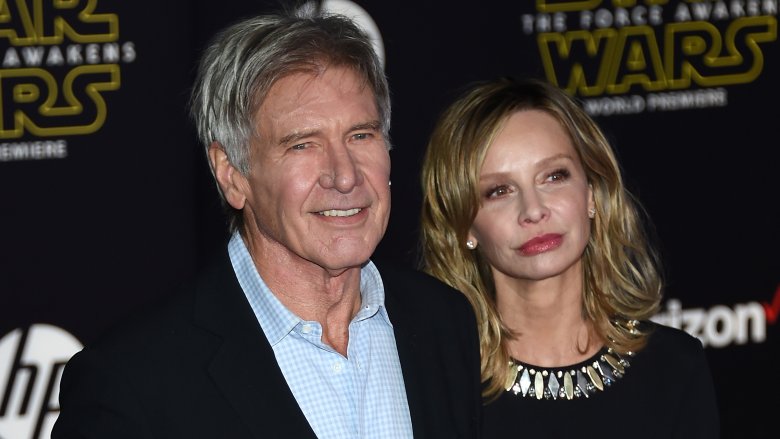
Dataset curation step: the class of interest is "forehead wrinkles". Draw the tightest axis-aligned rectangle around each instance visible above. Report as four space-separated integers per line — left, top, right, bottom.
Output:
255 69 378 148
253 73 324 144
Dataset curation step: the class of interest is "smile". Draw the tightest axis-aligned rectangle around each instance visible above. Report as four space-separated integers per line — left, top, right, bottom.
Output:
318 208 362 217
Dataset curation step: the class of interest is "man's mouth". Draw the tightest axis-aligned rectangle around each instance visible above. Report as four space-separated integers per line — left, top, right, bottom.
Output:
318 208 362 217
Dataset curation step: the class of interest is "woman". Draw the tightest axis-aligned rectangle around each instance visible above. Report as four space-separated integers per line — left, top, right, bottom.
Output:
420 77 719 438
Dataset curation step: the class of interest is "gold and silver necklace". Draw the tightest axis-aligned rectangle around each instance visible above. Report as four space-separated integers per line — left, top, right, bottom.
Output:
505 347 633 400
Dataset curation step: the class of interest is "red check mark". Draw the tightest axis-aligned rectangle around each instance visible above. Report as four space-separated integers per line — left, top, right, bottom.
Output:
762 284 780 324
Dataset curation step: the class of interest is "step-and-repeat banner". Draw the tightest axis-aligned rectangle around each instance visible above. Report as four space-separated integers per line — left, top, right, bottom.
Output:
1 1 776 438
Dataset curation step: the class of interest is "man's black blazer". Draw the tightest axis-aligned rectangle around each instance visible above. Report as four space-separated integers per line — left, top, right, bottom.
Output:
52 250 482 438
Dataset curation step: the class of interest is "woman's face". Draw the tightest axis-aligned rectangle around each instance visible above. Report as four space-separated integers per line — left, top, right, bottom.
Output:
468 109 594 284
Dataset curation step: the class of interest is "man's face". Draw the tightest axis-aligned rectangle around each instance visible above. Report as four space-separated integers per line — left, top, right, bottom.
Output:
237 66 391 274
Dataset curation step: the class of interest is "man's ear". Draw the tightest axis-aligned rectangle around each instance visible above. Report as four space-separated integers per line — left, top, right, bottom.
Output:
208 142 248 210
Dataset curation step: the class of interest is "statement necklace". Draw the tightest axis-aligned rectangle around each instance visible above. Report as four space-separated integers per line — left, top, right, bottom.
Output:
505 347 633 400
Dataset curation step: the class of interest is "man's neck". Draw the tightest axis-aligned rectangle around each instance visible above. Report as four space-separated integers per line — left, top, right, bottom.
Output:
243 234 364 355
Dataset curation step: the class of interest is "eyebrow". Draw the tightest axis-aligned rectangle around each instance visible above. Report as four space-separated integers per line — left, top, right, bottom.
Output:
536 153 576 167
351 120 382 132
478 153 576 180
278 129 319 146
277 120 382 146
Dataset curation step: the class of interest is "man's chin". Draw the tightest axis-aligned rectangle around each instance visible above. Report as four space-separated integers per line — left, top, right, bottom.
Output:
315 244 377 274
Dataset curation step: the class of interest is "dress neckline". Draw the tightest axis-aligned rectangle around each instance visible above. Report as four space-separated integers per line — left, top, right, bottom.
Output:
505 346 633 400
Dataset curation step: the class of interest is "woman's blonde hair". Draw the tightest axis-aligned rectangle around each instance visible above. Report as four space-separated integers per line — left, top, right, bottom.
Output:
419 77 663 401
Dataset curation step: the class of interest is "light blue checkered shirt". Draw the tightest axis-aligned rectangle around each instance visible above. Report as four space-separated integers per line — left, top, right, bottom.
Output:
227 232 413 438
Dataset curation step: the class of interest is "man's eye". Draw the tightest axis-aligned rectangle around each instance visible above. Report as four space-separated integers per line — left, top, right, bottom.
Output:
291 143 308 150
353 133 372 141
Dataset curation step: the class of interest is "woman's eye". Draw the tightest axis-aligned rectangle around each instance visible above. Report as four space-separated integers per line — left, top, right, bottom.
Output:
547 168 571 182
486 185 510 198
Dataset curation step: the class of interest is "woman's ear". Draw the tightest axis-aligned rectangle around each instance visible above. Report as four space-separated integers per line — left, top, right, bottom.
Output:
466 232 478 250
208 142 248 210
587 183 596 217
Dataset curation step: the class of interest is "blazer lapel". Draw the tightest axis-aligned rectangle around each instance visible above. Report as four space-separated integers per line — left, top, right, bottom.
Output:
383 270 427 439
193 253 317 438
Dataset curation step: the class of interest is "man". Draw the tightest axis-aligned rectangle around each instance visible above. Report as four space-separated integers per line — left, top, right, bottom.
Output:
52 8 481 439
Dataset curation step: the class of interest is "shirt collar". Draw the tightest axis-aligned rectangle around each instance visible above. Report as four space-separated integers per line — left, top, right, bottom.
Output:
227 231 391 345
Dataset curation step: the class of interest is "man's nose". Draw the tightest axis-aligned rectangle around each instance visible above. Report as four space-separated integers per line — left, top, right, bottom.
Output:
319 142 362 192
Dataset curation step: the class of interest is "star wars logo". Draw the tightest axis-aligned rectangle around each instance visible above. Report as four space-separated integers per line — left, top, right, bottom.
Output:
523 0 778 103
0 324 82 439
0 0 135 139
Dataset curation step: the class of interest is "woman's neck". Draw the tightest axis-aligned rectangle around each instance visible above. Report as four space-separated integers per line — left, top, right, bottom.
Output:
496 275 603 367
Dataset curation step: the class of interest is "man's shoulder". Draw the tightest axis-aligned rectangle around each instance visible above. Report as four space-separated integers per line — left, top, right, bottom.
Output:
84 251 236 358
372 258 465 303
370 257 476 328
84 283 197 357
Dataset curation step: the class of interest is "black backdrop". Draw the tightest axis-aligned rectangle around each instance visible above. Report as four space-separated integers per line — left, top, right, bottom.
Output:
1 1 777 438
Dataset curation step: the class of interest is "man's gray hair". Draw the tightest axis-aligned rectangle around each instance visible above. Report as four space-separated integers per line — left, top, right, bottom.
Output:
189 7 391 232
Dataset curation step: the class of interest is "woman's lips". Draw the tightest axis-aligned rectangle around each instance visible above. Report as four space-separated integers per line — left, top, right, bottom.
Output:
519 233 563 256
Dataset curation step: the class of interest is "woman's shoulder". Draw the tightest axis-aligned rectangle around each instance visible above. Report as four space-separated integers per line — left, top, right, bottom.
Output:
639 320 707 362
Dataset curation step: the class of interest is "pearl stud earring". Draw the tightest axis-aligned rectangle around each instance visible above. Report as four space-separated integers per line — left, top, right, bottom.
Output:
466 240 476 250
